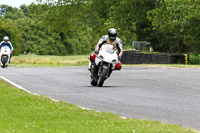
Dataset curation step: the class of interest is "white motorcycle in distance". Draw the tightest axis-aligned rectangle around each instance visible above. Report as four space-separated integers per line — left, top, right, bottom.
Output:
89 44 122 87
0 46 11 68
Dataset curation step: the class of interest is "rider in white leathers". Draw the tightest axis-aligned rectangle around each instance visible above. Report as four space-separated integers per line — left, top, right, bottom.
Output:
95 28 123 58
89 28 123 70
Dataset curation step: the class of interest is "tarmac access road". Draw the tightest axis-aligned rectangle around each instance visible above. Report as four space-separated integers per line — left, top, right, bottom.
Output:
0 66 200 130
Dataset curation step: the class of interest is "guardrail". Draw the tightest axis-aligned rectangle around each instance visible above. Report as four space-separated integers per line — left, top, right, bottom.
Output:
121 51 187 64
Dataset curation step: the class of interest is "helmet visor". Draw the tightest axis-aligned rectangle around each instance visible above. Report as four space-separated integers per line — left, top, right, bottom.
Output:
109 36 116 41
108 33 117 41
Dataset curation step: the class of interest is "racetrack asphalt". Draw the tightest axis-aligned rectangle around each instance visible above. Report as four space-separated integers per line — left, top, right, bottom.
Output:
0 66 200 130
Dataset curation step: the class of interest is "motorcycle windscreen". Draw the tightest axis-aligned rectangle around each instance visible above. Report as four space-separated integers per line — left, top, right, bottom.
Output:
1 46 10 54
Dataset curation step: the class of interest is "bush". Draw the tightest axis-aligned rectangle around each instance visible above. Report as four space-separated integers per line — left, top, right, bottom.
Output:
189 54 200 64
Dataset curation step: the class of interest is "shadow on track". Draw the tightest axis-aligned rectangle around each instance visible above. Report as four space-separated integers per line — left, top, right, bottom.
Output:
86 86 124 88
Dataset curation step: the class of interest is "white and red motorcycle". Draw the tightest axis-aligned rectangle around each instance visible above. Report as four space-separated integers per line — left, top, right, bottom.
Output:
0 46 11 68
89 44 122 87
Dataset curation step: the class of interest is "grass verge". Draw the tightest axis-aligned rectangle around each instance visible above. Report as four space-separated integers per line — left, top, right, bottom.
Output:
11 54 89 67
0 80 196 133
9 54 200 68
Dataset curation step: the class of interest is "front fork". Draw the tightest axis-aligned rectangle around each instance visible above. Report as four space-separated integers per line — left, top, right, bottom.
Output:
97 62 112 79
90 61 113 81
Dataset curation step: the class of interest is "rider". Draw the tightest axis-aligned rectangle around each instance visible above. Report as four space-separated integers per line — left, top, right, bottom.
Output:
95 28 123 58
0 36 14 62
89 28 123 70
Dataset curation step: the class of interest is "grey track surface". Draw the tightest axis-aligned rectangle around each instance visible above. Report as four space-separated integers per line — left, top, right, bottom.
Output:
0 66 200 130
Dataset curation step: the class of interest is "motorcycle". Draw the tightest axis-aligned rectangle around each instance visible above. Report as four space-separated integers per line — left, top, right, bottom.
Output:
0 46 11 68
89 44 122 87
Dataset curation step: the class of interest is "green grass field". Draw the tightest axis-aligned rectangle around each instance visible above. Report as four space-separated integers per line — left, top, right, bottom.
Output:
0 80 196 133
11 54 89 67
10 54 200 68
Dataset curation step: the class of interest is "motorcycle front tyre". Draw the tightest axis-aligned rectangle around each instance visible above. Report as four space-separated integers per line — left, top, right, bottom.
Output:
97 68 108 87
1 56 7 68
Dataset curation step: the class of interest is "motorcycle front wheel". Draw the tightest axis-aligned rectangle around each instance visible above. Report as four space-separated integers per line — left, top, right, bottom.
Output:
1 56 8 68
97 68 108 87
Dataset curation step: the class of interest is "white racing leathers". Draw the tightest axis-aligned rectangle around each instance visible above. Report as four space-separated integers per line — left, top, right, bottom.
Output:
96 35 123 57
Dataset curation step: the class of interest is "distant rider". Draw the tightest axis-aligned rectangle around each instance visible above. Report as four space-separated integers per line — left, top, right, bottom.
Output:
89 28 123 70
0 36 14 62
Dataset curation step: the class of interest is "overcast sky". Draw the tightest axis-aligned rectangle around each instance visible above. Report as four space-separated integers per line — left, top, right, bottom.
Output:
0 0 38 8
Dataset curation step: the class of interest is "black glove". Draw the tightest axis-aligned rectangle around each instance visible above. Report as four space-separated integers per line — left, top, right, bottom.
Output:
95 50 99 54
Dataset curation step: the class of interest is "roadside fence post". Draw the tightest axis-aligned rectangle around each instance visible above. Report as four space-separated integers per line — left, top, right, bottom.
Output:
185 54 188 65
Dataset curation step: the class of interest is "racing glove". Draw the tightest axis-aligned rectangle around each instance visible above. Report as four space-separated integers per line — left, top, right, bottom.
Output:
95 50 99 54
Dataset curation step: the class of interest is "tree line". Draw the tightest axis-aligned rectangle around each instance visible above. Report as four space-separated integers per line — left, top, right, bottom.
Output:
0 0 200 56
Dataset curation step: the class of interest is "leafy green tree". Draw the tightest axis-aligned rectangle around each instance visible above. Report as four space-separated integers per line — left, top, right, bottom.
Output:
86 0 157 46
0 17 22 55
17 17 67 55
2 0 200 56
35 0 92 54
148 0 200 53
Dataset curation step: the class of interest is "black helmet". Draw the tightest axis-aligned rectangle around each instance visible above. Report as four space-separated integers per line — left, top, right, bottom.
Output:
108 28 117 41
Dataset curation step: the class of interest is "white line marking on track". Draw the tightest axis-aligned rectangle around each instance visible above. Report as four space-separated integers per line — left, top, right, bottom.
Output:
0 76 59 102
78 106 91 110
0 76 32 93
120 116 127 119
0 76 96 111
